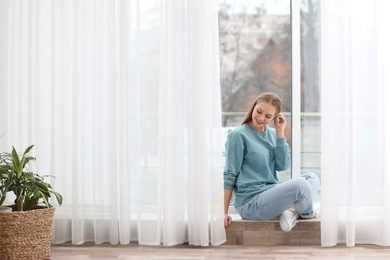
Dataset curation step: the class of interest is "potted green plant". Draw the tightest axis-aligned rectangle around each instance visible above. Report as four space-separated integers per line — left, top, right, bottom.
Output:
0 145 63 260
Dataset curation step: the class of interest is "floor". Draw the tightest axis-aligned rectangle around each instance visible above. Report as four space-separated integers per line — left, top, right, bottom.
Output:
51 243 390 260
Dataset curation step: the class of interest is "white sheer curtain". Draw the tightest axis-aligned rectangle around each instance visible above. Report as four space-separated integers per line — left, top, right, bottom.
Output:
0 0 226 246
321 0 390 246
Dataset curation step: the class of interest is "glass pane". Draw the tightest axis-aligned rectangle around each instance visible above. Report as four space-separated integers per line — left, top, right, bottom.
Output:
218 0 292 181
300 0 320 201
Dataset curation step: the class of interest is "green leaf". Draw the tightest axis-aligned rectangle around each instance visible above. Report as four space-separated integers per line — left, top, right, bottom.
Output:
35 181 49 192
33 182 51 198
40 192 51 208
50 191 63 205
0 180 12 206
0 196 5 206
11 147 21 167
25 190 33 197
29 182 51 208
33 190 41 199
3 180 13 194
11 147 22 178
20 146 35 176
25 172 36 182
23 145 34 157
0 169 11 175
22 156 36 169
22 182 33 189
44 183 53 189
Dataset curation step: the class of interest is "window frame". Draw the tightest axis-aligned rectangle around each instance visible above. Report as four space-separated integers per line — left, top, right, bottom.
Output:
291 0 301 178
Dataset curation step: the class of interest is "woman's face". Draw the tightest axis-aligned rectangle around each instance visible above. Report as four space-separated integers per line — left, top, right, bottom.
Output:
249 101 277 132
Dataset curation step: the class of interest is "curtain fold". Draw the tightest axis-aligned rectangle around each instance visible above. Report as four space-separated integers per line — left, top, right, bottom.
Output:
0 0 226 246
321 0 390 246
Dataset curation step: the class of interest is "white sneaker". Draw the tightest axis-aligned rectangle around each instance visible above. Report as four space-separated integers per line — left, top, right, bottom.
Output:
313 201 321 218
279 210 298 232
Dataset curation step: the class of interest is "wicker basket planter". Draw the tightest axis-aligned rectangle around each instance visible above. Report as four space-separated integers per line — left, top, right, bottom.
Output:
0 207 56 260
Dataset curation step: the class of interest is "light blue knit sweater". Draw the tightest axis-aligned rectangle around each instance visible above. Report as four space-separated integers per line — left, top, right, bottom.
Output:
223 123 291 207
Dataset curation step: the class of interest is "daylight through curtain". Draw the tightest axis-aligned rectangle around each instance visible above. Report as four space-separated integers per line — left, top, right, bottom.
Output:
0 0 226 246
321 0 390 246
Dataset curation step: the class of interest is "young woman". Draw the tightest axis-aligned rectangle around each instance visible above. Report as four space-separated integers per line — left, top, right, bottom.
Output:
223 92 319 232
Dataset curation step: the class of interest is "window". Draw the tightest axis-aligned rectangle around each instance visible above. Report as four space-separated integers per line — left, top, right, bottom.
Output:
219 0 320 191
219 0 292 181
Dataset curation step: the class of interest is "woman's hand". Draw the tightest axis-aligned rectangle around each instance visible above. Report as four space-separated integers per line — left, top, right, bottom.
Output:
224 189 233 228
224 214 232 228
274 113 287 138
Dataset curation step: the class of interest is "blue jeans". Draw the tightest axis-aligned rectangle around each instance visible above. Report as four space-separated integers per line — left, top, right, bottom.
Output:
235 173 320 221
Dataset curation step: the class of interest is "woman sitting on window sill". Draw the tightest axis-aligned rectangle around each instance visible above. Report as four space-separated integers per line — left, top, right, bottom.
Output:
223 92 320 232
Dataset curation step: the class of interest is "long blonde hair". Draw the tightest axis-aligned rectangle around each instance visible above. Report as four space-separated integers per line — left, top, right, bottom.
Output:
241 92 282 125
